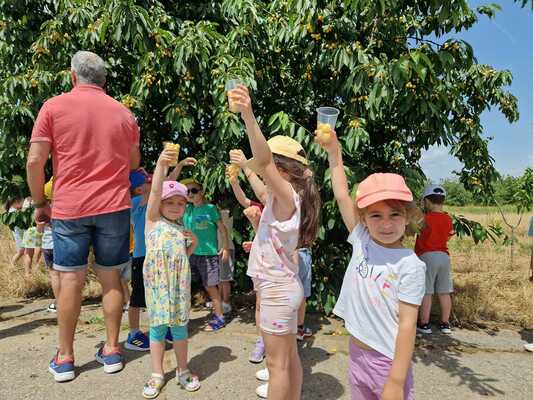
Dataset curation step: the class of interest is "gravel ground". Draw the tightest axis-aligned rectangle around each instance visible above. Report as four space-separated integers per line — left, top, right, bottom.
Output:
1 298 532 400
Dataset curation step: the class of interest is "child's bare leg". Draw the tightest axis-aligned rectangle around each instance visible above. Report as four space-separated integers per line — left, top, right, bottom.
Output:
173 339 188 371
150 339 165 376
121 280 130 307
297 299 306 326
23 248 34 277
220 281 231 304
419 294 432 324
11 248 24 266
438 293 452 323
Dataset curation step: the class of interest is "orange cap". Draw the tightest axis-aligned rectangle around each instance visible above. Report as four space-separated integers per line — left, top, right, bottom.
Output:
355 173 413 208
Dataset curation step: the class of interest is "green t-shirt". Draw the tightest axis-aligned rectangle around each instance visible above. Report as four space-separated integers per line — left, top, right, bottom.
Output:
184 203 220 256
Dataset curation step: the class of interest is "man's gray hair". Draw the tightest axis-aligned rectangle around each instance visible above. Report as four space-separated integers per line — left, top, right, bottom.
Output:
71 51 107 87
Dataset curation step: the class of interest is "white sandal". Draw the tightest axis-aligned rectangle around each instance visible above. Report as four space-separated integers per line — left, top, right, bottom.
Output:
142 373 164 399
177 369 201 392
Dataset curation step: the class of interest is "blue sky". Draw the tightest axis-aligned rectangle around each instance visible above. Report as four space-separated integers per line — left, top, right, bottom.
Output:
420 1 533 182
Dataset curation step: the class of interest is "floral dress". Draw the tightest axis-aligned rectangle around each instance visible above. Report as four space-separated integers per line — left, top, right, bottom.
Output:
143 218 191 327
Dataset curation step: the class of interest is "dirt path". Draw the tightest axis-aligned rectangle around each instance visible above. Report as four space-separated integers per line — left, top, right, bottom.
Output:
1 298 532 399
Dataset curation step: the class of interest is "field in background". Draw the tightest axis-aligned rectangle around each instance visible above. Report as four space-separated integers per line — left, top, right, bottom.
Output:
1 209 532 328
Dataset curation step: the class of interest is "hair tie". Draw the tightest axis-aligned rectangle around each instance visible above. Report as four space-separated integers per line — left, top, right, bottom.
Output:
303 168 313 179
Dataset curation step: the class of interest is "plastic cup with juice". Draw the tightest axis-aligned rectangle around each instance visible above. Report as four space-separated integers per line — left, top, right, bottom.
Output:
225 78 242 113
226 164 240 180
163 142 180 166
316 106 340 142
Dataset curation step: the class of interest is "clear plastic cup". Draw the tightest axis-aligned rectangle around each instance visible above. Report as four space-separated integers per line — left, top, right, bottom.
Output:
163 142 180 166
225 78 242 113
316 107 340 129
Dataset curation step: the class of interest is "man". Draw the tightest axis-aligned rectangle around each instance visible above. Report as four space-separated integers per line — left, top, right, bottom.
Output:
26 50 141 382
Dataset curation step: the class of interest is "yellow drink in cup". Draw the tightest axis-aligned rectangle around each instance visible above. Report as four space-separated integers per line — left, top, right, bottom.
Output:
226 164 240 180
225 78 242 113
316 107 340 143
163 142 180 166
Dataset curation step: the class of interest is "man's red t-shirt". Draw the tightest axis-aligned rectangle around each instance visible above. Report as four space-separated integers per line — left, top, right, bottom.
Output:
31 84 140 220
415 211 454 255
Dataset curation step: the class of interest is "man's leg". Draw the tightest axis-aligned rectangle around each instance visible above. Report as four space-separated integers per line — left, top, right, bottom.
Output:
57 269 87 357
95 267 124 350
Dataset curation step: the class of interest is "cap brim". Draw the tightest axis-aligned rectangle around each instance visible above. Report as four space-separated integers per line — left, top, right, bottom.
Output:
356 191 413 208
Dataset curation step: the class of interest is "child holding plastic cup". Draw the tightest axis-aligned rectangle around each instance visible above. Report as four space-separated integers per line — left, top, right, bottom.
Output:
229 83 322 399
315 126 426 400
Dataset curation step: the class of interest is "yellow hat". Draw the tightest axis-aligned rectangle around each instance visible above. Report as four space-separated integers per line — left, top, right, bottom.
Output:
44 177 54 200
246 135 308 173
179 178 201 187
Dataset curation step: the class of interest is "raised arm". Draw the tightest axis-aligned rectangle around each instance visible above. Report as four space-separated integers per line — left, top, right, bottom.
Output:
315 130 358 232
230 86 294 220
146 148 177 229
167 157 197 181
229 149 267 205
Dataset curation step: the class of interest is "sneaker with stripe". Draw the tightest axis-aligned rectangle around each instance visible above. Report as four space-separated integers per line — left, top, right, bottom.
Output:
49 352 75 382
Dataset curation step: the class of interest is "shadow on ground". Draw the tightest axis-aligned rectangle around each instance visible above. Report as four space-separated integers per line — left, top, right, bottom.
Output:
414 333 505 397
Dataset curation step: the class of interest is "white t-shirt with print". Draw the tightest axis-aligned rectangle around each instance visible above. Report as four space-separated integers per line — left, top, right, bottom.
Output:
333 224 426 359
41 226 54 250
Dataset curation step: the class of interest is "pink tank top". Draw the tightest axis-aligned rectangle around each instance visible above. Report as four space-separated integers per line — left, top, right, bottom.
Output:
247 188 301 283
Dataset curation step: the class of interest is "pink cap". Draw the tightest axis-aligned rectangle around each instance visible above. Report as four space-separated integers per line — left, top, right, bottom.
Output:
162 181 188 200
355 173 413 208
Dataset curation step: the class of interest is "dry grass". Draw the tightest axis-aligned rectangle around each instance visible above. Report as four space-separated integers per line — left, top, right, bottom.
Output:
1 209 532 328
0 226 101 300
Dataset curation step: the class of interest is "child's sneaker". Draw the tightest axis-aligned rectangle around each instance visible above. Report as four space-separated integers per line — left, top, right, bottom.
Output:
255 368 269 382
165 328 173 344
416 323 432 334
524 343 533 352
204 315 225 332
48 352 75 382
249 338 265 363
439 322 452 334
256 383 268 398
125 331 150 351
296 326 312 341
95 346 124 373
47 302 57 313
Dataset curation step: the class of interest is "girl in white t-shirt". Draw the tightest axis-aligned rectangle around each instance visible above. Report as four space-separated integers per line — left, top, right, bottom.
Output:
316 130 426 400
229 85 321 399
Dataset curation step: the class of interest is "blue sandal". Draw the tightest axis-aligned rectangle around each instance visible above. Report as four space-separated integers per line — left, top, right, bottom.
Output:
204 315 225 332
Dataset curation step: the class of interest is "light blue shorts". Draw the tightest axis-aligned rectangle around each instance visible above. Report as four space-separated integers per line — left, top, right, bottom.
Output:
149 324 188 342
298 248 312 298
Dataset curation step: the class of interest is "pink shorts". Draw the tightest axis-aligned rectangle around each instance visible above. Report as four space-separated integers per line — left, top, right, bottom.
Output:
348 338 414 400
253 278 303 335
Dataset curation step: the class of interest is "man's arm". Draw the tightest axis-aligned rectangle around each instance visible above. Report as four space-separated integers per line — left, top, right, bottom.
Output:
26 141 51 206
130 144 141 170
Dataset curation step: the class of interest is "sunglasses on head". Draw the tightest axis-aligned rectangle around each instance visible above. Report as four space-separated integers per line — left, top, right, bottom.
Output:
188 188 200 195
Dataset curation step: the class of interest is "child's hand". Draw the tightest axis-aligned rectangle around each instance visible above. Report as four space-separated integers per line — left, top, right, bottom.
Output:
229 149 248 168
380 379 404 400
314 125 339 154
183 230 197 249
244 205 261 230
158 148 179 167
227 85 253 117
219 248 230 263
242 241 253 253
177 157 197 168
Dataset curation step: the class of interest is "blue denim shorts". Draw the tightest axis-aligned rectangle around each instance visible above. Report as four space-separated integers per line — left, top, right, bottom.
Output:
51 209 131 272
298 248 312 298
